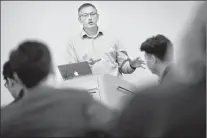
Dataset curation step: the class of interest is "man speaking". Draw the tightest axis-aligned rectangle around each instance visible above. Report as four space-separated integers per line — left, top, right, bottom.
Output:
66 3 145 78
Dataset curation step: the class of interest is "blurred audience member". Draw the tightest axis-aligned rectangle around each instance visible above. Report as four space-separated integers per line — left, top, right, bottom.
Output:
1 40 115 137
140 34 173 83
2 61 24 104
112 3 206 138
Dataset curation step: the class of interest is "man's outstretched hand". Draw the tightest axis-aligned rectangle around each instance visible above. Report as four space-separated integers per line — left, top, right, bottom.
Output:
88 58 102 65
129 57 146 69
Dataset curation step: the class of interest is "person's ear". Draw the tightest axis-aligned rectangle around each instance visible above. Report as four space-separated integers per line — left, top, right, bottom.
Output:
7 78 15 87
151 55 157 64
96 14 99 21
78 16 82 24
13 73 23 85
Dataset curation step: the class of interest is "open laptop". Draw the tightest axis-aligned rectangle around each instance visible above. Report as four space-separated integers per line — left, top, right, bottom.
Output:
58 62 92 80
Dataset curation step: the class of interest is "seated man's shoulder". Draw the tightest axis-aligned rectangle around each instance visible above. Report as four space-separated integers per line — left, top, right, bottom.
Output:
131 80 183 104
19 87 93 106
131 74 205 108
54 88 92 101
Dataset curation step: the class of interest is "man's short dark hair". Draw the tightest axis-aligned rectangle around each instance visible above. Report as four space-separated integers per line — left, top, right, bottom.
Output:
3 61 14 80
140 34 173 61
9 40 52 89
78 3 97 14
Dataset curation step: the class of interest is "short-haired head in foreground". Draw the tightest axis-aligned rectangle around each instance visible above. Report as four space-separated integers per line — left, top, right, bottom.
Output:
140 34 173 62
9 40 52 89
2 61 23 99
140 34 173 77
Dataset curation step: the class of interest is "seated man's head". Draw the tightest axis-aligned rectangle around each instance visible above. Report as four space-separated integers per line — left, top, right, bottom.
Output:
9 40 53 90
3 61 23 99
140 34 173 77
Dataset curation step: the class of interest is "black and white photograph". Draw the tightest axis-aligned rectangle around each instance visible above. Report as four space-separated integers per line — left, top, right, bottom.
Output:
1 1 206 137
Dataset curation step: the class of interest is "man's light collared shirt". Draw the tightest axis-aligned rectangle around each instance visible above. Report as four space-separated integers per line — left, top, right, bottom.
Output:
66 29 135 78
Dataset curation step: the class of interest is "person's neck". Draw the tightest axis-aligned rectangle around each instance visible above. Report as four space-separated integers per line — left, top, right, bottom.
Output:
14 89 25 102
26 73 57 93
26 83 45 92
156 63 168 79
84 25 98 37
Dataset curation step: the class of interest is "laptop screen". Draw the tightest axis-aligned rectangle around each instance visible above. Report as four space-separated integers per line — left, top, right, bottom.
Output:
58 62 92 80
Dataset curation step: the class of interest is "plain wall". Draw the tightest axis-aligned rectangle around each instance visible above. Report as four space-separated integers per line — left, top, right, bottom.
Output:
1 1 201 106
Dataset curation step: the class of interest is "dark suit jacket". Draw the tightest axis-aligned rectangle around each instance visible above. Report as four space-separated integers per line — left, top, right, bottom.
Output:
1 86 115 137
113 68 206 137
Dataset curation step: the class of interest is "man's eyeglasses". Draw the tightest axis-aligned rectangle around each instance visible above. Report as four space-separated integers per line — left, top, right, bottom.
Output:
80 12 98 19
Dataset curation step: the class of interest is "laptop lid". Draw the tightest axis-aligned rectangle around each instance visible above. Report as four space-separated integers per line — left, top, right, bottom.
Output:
58 62 92 80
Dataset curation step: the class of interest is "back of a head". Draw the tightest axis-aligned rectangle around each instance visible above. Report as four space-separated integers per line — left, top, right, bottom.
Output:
3 61 14 80
9 40 52 89
140 34 173 62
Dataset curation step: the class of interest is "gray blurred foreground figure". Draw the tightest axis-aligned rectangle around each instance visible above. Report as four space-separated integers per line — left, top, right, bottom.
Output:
112 3 206 138
1 41 115 137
